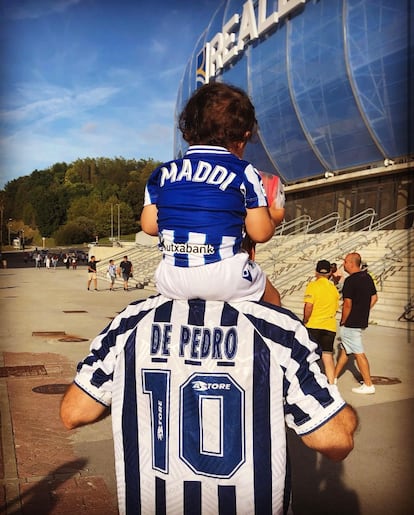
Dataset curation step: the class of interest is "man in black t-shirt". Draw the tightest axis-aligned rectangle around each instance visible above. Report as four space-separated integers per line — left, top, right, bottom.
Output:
334 252 378 394
118 255 133 291
87 255 100 291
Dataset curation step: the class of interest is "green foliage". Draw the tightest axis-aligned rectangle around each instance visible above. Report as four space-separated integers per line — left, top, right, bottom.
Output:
1 156 161 245
54 217 96 245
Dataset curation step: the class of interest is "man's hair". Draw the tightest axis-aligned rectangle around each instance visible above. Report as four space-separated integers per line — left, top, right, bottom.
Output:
179 82 257 147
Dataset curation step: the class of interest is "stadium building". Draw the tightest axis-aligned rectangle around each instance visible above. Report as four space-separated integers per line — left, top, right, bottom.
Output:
174 0 413 228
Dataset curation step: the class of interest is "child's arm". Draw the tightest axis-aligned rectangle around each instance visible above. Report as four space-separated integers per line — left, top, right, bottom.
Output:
245 175 285 244
140 204 159 236
245 205 285 243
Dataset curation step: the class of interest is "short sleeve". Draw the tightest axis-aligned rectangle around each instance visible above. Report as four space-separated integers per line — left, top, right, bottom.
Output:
143 167 161 206
282 322 346 435
242 164 268 209
303 283 315 304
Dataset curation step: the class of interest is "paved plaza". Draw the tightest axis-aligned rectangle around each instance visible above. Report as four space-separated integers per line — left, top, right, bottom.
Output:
0 257 413 514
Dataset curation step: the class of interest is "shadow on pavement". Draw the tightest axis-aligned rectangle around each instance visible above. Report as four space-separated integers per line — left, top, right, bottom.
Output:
1 459 88 515
287 431 361 515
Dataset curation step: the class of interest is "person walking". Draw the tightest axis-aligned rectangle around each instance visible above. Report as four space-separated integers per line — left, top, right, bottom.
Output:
87 255 99 291
303 259 339 384
334 252 378 393
118 256 133 291
107 259 117 291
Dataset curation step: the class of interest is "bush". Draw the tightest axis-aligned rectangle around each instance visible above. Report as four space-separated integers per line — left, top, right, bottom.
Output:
54 220 95 245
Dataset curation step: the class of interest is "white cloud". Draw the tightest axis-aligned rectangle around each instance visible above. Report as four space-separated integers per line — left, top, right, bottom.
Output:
4 0 83 20
1 85 121 125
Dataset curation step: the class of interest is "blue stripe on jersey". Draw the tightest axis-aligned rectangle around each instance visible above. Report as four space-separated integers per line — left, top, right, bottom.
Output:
218 485 236 515
155 477 166 515
154 299 174 322
245 311 335 426
122 330 140 515
184 481 201 515
253 331 272 515
188 299 206 325
221 302 239 326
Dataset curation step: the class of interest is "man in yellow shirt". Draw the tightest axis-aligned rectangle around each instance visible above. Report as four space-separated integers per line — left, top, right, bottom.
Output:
303 260 340 384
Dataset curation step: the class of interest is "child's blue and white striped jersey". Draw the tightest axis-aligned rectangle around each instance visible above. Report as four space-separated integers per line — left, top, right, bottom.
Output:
75 295 346 515
144 145 268 267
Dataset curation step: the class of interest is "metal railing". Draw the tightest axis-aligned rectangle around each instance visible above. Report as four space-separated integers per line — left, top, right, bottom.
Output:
274 215 311 236
335 208 377 232
371 205 414 231
306 212 340 233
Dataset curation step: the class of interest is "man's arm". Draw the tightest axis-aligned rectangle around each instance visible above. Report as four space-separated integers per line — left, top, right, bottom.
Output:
303 302 313 325
370 293 378 309
60 382 109 430
300 404 358 461
340 297 352 326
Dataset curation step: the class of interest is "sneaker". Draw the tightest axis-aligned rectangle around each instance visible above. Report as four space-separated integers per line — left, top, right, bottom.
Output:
352 383 375 394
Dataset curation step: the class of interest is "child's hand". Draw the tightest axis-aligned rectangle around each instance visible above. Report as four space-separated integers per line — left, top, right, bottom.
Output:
272 180 285 209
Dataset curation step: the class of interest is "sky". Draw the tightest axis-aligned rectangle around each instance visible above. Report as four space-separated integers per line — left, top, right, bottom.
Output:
0 0 221 188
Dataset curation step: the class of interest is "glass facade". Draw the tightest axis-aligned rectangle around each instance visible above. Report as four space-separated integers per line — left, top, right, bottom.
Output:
174 0 412 185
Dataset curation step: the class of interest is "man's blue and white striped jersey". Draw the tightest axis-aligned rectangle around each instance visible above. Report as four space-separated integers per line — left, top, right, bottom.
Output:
143 145 268 267
75 295 346 515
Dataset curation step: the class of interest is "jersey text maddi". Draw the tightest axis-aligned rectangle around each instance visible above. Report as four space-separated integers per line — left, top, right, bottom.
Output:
159 160 236 191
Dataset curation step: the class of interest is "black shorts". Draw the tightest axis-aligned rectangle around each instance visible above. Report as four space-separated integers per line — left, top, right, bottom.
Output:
307 328 336 353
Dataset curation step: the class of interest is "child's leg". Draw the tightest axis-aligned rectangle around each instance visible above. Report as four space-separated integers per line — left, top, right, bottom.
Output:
262 277 281 306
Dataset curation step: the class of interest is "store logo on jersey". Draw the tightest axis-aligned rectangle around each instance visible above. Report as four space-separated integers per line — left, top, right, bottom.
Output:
157 400 164 440
192 380 231 391
198 0 306 84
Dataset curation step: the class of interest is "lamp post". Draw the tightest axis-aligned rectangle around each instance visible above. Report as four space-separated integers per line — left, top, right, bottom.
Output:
0 204 3 252
8 219 12 246
110 204 114 241
117 203 120 242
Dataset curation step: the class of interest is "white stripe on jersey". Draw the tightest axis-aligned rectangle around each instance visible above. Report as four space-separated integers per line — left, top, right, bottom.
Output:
244 164 268 207
75 296 346 515
185 145 231 156
187 231 208 267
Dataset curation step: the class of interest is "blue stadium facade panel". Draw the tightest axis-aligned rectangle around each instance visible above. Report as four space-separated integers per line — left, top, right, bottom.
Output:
174 0 412 185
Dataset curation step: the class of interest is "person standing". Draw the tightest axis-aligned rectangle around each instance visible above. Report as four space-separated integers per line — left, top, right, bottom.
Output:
303 259 339 384
60 296 358 515
330 262 343 289
118 256 133 291
87 256 99 291
334 252 378 393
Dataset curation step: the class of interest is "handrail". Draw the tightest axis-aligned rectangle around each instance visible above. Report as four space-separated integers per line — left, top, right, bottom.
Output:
370 205 414 230
306 212 340 233
274 214 312 236
336 208 376 232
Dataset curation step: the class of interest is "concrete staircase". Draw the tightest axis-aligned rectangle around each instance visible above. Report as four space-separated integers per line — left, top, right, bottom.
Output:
95 228 413 330
256 229 413 330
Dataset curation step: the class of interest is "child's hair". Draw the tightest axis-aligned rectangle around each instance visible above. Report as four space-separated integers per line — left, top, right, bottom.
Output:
179 82 257 147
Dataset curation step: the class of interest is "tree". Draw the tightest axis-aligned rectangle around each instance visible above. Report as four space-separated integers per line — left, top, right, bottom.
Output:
54 217 96 245
32 187 68 237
